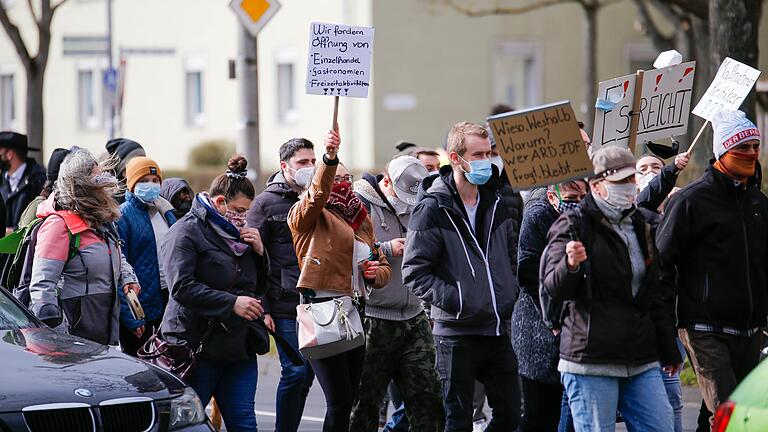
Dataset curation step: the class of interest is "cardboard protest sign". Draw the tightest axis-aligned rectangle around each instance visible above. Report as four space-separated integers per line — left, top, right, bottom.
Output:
692 57 761 121
306 22 374 98
593 61 696 150
488 101 593 190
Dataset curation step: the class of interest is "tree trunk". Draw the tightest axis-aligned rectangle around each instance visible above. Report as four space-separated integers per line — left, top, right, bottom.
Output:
709 0 762 120
25 65 44 164
583 4 597 134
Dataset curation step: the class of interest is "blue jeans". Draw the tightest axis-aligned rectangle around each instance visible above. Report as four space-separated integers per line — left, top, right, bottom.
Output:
189 357 258 432
558 392 575 432
562 368 673 432
383 382 409 432
662 338 687 432
275 318 314 432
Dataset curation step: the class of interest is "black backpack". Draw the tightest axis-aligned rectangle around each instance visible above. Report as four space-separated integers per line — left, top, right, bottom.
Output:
0 215 80 307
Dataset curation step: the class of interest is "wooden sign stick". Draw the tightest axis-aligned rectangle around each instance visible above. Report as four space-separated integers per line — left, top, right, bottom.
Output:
685 120 710 156
627 70 644 154
332 96 340 131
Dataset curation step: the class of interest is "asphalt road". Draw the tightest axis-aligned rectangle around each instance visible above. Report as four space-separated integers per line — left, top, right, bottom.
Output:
211 352 706 432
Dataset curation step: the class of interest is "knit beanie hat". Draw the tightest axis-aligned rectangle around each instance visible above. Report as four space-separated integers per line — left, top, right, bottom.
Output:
105 138 146 175
712 109 761 160
46 148 71 181
125 157 162 192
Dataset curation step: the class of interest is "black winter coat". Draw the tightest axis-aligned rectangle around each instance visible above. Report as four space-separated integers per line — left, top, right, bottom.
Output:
496 170 523 274
247 172 301 319
0 158 45 229
403 165 519 337
541 194 680 367
512 196 561 384
161 197 270 362
657 166 768 331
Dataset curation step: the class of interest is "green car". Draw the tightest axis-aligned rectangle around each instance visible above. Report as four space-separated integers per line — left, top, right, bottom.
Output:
714 352 768 432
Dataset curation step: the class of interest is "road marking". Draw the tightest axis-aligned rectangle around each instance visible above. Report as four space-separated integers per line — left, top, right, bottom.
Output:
255 410 324 423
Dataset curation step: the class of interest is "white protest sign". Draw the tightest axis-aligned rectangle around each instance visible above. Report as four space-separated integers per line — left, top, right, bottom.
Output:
306 22 374 98
593 61 696 150
692 57 761 121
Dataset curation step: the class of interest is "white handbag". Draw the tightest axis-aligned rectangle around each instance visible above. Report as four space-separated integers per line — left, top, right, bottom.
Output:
296 296 365 360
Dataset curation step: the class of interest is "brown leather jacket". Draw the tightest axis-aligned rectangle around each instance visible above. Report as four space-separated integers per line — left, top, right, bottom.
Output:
288 157 390 296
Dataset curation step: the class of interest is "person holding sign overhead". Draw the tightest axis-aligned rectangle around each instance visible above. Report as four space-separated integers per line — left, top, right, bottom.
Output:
540 146 681 432
287 127 391 432
402 121 521 432
657 109 768 427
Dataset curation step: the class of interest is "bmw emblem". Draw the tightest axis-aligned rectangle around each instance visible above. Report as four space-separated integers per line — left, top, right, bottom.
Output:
74 388 93 398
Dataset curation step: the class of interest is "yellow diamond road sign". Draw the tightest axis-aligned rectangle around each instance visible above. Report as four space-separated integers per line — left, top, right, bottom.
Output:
230 0 281 37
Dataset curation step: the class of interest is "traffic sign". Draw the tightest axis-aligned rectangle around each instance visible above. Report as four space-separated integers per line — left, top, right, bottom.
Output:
229 0 281 37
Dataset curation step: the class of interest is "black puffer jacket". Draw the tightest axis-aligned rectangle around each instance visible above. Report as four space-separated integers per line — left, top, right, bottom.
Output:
161 197 270 362
540 194 680 367
403 165 519 337
657 165 768 331
246 172 301 319
637 163 679 213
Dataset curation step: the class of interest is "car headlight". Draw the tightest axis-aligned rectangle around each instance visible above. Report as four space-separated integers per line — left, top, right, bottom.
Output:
169 387 206 430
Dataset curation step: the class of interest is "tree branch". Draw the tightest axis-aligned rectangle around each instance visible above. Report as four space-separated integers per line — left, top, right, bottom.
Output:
52 0 70 13
26 0 38 23
442 0 577 17
632 0 674 51
0 4 32 68
656 0 707 20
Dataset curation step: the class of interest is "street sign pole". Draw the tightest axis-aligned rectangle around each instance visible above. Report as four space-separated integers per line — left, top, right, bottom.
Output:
238 27 260 187
230 0 281 189
106 0 115 140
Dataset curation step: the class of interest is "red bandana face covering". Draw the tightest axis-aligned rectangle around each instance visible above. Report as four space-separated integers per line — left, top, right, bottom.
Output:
326 181 367 231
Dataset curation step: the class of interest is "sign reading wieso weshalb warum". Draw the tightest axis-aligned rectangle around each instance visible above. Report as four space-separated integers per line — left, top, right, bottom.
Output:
488 101 593 190
306 22 375 98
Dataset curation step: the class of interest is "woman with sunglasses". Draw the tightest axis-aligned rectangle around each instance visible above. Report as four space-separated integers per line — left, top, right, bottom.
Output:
288 128 391 432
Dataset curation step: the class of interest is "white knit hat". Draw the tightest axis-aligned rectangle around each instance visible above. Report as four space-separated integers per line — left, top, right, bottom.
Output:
712 109 761 160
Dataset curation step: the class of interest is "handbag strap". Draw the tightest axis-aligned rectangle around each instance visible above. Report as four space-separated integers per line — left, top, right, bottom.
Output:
307 298 341 327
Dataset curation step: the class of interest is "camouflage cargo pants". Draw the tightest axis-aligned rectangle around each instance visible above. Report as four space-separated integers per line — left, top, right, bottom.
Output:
350 313 444 432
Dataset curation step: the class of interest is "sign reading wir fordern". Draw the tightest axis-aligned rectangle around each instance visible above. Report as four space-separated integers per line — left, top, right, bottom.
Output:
306 22 374 98
488 101 593 190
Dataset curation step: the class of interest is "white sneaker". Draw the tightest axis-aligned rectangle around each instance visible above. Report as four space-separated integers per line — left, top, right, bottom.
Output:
472 419 487 432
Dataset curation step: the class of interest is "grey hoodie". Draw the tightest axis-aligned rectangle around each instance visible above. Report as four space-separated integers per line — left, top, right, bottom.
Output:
354 175 423 321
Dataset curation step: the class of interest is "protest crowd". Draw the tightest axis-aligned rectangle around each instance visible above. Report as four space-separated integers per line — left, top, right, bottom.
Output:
0 27 766 431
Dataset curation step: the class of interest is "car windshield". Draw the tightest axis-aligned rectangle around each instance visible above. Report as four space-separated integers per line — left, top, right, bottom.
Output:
0 290 38 330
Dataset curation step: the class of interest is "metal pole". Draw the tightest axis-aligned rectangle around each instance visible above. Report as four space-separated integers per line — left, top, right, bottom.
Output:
238 26 260 187
106 0 115 140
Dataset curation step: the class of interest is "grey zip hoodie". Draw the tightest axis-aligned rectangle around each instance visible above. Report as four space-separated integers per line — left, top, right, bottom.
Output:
354 175 423 321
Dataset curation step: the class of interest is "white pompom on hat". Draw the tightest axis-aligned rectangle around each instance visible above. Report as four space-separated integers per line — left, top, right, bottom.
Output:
712 109 761 160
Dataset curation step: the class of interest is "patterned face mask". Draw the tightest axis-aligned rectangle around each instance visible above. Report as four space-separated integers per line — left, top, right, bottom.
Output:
557 200 580 214
224 205 247 228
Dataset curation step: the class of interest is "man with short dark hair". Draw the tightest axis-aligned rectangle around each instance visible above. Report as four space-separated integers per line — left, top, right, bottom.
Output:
411 148 441 175
0 132 44 233
403 121 521 431
247 137 316 432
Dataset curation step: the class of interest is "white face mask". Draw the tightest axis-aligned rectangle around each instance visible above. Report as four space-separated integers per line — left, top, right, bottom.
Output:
603 182 637 209
387 195 412 215
636 171 657 192
428 170 439 176
490 155 504 172
288 166 314 189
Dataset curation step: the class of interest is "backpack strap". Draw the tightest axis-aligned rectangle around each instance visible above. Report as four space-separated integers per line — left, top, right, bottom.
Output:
66 230 81 260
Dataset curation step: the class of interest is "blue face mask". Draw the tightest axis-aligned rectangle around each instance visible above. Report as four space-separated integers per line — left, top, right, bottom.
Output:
134 182 161 203
460 156 492 185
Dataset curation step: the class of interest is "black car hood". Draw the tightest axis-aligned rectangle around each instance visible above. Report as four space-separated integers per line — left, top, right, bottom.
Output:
0 327 186 413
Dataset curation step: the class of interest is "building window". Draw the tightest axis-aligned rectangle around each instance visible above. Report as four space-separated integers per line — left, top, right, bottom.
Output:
78 69 98 130
493 41 542 110
185 71 205 127
277 63 297 124
0 74 15 129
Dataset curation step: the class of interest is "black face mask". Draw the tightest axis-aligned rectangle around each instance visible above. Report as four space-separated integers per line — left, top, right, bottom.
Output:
172 199 192 218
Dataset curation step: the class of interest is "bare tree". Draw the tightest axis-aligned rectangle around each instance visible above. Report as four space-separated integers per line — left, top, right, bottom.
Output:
435 0 621 132
0 1 69 161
